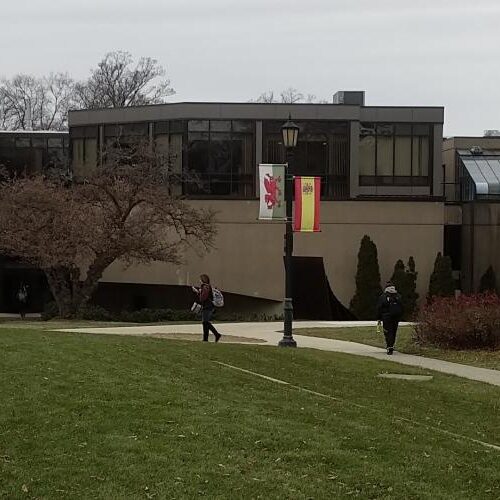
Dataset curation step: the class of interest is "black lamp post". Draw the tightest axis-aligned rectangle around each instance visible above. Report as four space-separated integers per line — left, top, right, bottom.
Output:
278 116 299 348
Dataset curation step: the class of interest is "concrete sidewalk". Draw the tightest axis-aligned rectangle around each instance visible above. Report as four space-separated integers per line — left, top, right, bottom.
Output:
59 321 500 387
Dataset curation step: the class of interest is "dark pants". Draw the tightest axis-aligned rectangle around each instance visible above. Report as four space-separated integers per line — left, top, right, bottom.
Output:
19 302 27 319
382 317 399 348
201 308 219 341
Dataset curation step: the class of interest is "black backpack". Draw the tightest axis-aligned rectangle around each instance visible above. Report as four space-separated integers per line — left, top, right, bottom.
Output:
386 294 403 318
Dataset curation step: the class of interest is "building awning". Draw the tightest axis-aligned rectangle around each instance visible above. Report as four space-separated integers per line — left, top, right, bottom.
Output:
458 150 500 197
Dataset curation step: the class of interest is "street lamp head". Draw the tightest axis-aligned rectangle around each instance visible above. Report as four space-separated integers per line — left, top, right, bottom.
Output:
281 114 300 149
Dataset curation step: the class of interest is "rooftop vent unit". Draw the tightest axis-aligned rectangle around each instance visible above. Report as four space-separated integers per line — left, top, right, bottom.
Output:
332 91 365 106
470 146 483 155
484 130 500 137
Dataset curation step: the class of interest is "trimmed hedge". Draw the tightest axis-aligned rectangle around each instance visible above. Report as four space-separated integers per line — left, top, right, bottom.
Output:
413 293 500 350
41 302 283 323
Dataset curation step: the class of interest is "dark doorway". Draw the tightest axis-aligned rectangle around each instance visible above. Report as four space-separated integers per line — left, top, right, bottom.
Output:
0 259 50 313
290 256 355 320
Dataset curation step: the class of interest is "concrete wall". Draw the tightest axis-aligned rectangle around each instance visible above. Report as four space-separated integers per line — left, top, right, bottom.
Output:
101 200 444 309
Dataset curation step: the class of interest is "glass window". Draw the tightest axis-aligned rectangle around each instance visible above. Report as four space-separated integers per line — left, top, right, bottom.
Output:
413 135 429 176
359 123 432 187
376 124 393 176
232 121 253 133
32 137 47 148
84 139 97 168
104 125 119 137
210 121 231 132
263 120 350 199
394 136 411 176
188 120 209 132
359 123 375 176
119 123 148 136
169 120 185 134
15 138 30 148
0 136 14 146
154 121 169 135
73 138 84 164
186 120 254 197
48 138 63 148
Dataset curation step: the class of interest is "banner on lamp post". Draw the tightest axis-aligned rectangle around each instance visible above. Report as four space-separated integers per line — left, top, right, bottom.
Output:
258 164 286 220
294 176 321 232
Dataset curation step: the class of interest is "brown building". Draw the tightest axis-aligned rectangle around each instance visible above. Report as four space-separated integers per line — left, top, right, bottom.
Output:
67 93 446 318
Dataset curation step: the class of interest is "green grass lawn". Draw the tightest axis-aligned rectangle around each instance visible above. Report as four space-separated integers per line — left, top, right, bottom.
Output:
1 328 499 499
295 326 500 371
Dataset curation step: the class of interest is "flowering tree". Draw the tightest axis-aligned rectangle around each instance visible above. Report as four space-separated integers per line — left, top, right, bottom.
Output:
0 142 216 317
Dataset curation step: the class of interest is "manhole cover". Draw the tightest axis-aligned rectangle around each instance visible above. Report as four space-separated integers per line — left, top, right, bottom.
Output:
378 374 433 381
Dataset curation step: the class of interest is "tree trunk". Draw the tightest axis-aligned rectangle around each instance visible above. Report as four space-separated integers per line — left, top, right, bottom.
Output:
44 266 78 318
73 254 116 311
45 255 115 317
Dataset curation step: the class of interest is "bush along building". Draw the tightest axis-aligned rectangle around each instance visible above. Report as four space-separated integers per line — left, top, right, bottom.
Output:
66 92 445 319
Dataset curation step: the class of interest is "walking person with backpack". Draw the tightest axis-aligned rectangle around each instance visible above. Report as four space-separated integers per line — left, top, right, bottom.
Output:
377 281 403 355
192 274 222 343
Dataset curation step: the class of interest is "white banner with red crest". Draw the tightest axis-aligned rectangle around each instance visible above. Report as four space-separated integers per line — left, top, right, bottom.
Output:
258 164 286 220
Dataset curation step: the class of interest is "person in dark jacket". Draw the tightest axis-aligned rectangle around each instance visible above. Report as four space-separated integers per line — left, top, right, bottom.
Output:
377 282 403 355
192 274 221 343
17 283 29 320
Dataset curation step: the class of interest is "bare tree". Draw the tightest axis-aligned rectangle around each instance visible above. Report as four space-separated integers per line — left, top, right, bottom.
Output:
280 87 304 104
253 91 277 103
0 141 215 317
251 87 327 104
0 73 74 130
74 51 175 109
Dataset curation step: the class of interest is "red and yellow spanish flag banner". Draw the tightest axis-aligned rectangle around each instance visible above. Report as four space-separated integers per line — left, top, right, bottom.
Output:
294 176 321 232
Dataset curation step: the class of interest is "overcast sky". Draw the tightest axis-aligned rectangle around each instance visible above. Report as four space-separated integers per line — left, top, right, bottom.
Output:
1 0 499 135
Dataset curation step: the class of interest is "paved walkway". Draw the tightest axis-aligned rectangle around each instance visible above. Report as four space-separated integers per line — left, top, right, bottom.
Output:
59 321 500 388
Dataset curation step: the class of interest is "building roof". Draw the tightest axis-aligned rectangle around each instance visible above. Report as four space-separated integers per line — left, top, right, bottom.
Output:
0 130 68 135
68 101 444 127
458 149 500 196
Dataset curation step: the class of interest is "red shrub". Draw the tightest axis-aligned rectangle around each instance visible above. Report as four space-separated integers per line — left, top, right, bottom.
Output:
414 293 500 350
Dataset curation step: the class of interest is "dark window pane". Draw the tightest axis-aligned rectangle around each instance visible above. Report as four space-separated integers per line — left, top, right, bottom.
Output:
15 138 30 148
266 139 284 163
188 120 209 132
359 135 375 176
189 131 209 141
305 140 328 176
360 176 377 186
104 125 119 137
48 138 63 148
395 124 412 135
232 121 253 133
210 120 231 132
170 120 185 134
393 176 413 186
119 123 148 136
0 136 15 146
71 127 86 138
413 124 430 136
412 136 429 176
154 121 169 135
85 126 98 138
395 136 411 176
32 137 47 148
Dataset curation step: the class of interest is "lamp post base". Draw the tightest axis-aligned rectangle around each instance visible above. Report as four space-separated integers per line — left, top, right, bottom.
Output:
278 337 297 348
279 297 297 347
